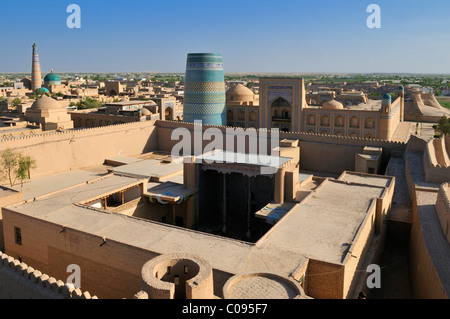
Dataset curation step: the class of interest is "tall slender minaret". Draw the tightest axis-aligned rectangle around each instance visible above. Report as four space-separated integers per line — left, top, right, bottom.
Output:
31 43 42 91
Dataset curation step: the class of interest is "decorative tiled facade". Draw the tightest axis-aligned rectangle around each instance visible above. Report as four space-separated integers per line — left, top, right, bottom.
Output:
183 53 226 126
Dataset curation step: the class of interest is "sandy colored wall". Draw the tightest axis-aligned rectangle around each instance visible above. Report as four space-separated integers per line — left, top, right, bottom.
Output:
2 208 159 299
305 259 344 299
342 199 378 298
156 120 406 175
0 189 23 251
423 139 450 184
409 191 449 299
435 184 450 243
0 120 159 183
70 112 140 128
0 250 96 299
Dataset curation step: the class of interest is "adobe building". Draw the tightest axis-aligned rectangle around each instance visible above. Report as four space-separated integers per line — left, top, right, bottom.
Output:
225 78 410 142
25 95 74 131
0 116 447 299
0 130 396 299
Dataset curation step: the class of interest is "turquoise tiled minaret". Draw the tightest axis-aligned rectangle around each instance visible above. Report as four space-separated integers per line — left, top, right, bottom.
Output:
183 53 226 125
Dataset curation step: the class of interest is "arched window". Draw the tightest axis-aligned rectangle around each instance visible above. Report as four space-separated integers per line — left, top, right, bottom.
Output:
227 110 234 121
307 114 316 125
335 116 344 127
365 117 375 129
350 116 360 128
321 115 330 127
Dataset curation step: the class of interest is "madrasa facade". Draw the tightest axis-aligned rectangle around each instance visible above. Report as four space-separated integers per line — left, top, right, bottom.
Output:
225 78 406 141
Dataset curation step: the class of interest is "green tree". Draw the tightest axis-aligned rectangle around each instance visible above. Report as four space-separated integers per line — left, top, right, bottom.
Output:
77 97 105 109
16 158 28 188
435 116 450 137
11 98 22 108
0 150 36 187
0 149 20 187
19 155 36 179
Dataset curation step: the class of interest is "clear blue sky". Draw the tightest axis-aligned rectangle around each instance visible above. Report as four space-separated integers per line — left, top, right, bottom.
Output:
1 0 450 74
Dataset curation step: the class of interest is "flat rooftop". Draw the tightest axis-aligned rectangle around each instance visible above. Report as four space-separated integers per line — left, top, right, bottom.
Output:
7 172 308 277
258 179 385 264
6 167 392 277
198 150 292 168
339 172 392 188
111 159 183 180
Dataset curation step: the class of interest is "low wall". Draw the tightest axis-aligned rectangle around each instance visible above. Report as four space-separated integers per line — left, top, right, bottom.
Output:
156 120 406 174
2 208 159 299
423 138 450 184
0 250 97 299
0 120 159 183
436 183 450 243
409 190 449 299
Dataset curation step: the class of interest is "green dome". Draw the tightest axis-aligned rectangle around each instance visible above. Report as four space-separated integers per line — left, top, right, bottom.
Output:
36 87 49 93
44 70 61 85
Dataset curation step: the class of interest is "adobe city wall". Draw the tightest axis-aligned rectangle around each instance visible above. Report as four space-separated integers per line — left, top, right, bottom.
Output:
436 183 450 243
0 119 408 182
0 250 97 299
423 137 450 184
0 120 159 182
156 120 407 174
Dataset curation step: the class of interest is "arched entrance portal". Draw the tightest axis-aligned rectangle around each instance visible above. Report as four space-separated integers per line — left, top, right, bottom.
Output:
270 97 291 132
165 106 173 121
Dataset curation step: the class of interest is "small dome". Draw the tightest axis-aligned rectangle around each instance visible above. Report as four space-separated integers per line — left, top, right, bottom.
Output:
44 70 61 85
141 108 151 115
382 93 392 103
30 95 64 110
36 87 50 93
226 84 254 103
323 100 344 110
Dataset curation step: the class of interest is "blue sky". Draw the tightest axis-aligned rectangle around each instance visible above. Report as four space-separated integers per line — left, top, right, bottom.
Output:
1 0 450 74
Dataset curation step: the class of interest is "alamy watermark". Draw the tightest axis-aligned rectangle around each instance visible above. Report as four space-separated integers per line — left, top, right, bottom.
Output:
170 120 281 174
366 264 381 289
66 264 81 289
367 4 381 29
66 4 81 29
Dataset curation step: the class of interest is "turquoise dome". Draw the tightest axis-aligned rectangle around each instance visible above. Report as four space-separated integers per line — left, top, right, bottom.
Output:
382 93 392 104
36 87 49 93
44 70 61 85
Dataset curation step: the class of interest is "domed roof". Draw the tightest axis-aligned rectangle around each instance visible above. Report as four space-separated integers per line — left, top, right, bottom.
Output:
30 95 64 110
382 93 392 104
141 108 151 115
226 84 254 102
36 87 50 93
322 100 344 110
44 70 61 84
